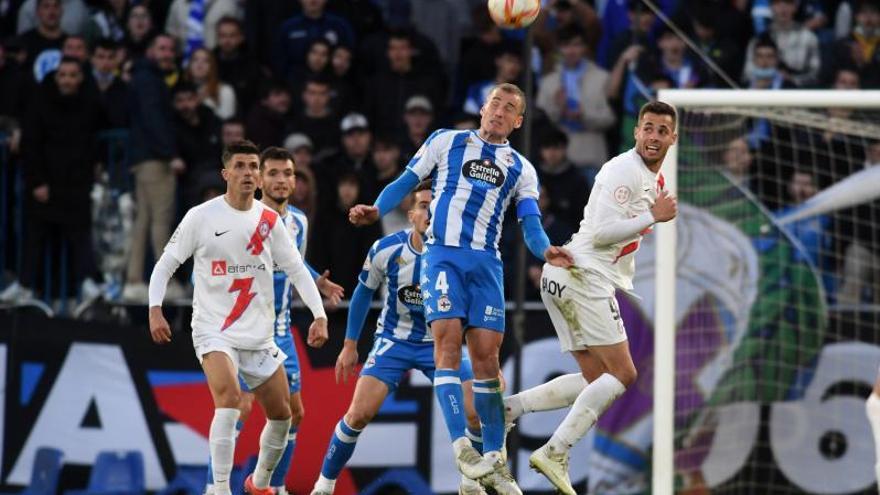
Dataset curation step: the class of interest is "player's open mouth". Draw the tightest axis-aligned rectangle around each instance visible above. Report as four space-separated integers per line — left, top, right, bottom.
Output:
646 145 660 152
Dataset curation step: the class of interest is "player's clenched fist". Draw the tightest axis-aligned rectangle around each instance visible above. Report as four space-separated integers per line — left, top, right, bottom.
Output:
149 306 172 344
307 317 329 348
348 204 380 226
651 190 678 222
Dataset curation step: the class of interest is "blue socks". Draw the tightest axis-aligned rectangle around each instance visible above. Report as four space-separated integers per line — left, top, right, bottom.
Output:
473 378 505 453
434 369 467 442
320 419 362 480
269 425 297 487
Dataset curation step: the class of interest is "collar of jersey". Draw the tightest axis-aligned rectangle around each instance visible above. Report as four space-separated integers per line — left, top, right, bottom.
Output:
470 130 510 148
404 228 425 256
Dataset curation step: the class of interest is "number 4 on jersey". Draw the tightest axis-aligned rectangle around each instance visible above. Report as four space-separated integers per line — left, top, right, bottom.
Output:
222 277 256 331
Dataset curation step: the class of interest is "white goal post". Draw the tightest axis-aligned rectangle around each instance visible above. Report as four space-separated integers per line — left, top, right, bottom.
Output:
652 89 880 495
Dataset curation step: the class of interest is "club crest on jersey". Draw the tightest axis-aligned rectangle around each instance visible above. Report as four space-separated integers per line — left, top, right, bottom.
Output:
397 285 423 309
463 158 505 188
614 186 631 204
438 294 452 312
211 260 227 276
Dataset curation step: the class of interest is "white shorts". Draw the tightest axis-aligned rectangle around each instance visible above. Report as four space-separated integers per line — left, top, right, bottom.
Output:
195 339 287 390
540 264 627 352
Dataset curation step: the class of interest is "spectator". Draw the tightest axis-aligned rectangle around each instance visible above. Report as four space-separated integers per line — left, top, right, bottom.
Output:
184 47 236 119
328 43 356 114
744 0 820 87
535 128 590 229
245 80 291 148
289 38 332 96
689 8 743 86
463 42 523 116
164 0 240 54
214 16 262 113
722 137 757 191
605 0 656 72
90 38 128 127
60 34 88 62
171 81 222 208
829 0 880 88
283 132 314 174
220 117 245 146
410 0 469 75
363 29 443 134
273 0 355 82
838 139 880 303
310 171 381 295
747 35 797 89
315 112 374 208
537 25 615 174
367 134 402 209
291 156 318 221
124 4 153 60
0 42 27 124
19 0 66 82
651 27 707 88
243 0 299 68
16 0 87 36
288 74 339 156
83 0 128 47
123 33 184 302
458 5 504 99
399 95 434 161
451 111 479 130
0 58 103 303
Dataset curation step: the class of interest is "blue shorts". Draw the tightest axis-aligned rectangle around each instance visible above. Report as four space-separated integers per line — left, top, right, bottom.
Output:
360 336 475 393
421 245 505 332
239 331 301 394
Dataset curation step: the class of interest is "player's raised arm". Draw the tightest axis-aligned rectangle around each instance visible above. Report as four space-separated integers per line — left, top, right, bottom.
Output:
147 210 197 344
591 174 676 247
349 129 447 226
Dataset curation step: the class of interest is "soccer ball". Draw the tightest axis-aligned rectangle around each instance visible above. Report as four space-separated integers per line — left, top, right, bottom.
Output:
487 0 541 29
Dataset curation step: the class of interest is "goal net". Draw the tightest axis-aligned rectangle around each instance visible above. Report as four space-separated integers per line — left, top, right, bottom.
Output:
594 90 880 494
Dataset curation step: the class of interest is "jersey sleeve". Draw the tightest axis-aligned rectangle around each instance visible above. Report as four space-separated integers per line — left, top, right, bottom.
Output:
164 208 199 263
358 240 387 290
514 160 540 204
297 214 309 258
590 164 655 246
405 128 447 179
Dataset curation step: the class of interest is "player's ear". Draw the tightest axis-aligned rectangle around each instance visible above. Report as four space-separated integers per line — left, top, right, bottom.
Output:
513 114 523 129
220 167 228 182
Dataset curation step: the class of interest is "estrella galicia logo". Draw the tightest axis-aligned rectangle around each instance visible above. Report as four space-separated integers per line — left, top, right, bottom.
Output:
462 159 505 188
397 285 423 309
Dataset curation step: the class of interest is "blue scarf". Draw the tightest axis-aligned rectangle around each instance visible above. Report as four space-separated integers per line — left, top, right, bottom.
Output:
184 0 205 62
561 60 588 132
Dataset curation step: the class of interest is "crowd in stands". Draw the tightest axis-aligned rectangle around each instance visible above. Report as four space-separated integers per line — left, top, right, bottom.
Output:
0 0 877 310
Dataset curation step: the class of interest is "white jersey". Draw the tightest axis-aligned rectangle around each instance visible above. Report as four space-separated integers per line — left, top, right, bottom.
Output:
567 148 664 291
164 196 319 350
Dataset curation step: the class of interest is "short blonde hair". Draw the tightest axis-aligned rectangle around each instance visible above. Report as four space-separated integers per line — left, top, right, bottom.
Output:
488 83 526 116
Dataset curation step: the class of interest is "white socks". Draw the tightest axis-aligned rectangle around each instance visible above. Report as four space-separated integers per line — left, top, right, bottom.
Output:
504 373 588 421
548 373 625 452
314 474 336 493
209 408 241 495
253 418 293 488
866 392 880 490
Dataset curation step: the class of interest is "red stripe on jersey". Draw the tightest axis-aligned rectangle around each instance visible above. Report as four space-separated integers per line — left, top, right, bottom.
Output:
222 277 256 331
613 241 640 264
246 209 279 255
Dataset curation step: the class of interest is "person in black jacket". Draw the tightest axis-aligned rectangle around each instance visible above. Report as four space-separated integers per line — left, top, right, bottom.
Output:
0 57 104 303
171 81 222 209
89 37 127 128
123 32 184 302
214 16 263 114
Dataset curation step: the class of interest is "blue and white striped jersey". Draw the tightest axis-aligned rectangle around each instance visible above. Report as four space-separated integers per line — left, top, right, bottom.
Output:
407 129 540 257
273 205 309 337
359 229 428 344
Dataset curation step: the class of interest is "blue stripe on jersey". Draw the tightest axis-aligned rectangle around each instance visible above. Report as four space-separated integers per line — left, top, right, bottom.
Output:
431 132 469 246
485 153 524 251
382 246 404 332
459 140 497 247
409 247 426 339
274 207 308 335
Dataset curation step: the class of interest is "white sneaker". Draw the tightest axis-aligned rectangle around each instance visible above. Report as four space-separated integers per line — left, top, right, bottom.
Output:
0 281 33 303
529 444 576 495
478 454 522 495
455 443 496 480
122 282 148 303
459 474 487 495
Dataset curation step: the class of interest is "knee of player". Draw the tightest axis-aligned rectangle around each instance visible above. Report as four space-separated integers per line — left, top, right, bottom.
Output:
290 402 305 426
613 364 637 389
344 409 375 430
238 392 255 419
435 343 462 367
